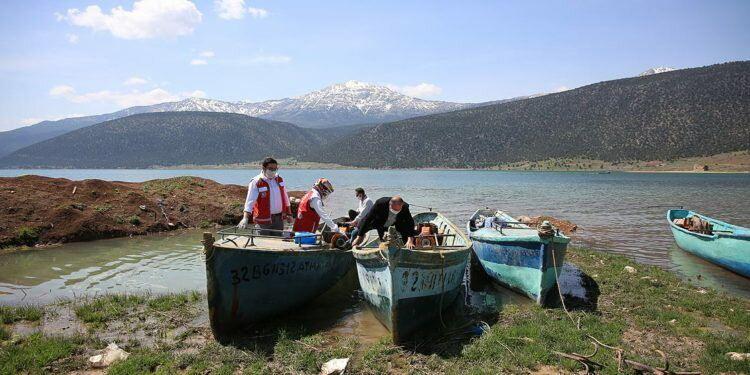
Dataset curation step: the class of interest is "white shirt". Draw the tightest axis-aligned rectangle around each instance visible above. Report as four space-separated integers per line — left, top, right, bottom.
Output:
309 189 338 231
243 173 290 214
354 196 374 222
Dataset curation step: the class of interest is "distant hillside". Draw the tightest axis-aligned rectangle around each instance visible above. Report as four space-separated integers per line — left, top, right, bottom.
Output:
0 112 324 168
308 61 750 168
0 81 474 158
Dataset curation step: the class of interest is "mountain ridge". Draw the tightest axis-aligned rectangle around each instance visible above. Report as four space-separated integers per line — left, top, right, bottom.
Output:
0 80 474 158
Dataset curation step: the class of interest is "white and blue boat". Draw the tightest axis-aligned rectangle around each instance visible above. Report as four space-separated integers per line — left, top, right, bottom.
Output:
353 212 471 343
203 227 354 340
667 209 750 278
467 209 570 305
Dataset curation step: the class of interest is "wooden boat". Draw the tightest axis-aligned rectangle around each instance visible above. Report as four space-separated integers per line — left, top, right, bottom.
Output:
202 227 354 339
467 209 570 305
667 209 750 278
353 212 471 343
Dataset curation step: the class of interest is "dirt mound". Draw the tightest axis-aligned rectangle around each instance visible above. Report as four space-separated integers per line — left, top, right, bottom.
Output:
516 215 579 235
0 175 303 248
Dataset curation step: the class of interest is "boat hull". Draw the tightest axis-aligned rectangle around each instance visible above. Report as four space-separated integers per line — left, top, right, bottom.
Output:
355 246 469 343
471 239 568 304
205 244 354 338
668 210 750 278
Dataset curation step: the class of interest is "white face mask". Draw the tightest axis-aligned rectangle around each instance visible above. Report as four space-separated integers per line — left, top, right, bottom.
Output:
263 170 277 179
389 208 400 215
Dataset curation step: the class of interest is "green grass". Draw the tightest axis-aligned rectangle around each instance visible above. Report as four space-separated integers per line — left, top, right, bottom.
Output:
74 294 145 325
0 333 85 374
147 291 200 312
0 304 43 324
2 249 748 374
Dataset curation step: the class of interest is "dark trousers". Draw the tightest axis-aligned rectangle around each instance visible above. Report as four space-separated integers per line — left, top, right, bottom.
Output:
258 213 284 236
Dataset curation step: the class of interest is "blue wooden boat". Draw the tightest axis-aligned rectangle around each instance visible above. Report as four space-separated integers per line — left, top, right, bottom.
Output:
203 227 354 339
467 209 570 305
667 209 750 278
353 212 471 343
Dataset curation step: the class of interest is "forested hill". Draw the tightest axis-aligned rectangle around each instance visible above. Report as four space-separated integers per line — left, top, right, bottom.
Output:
308 61 750 168
0 112 325 168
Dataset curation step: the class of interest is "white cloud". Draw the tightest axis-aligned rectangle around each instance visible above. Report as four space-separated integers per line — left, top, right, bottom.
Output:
214 0 268 20
49 84 205 107
199 50 215 58
386 83 443 98
61 0 202 40
66 33 79 44
553 86 570 93
247 7 268 18
20 114 86 126
190 59 208 66
123 76 148 86
215 0 246 19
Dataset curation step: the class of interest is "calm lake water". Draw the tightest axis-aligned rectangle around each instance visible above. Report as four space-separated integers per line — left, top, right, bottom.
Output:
0 169 748 305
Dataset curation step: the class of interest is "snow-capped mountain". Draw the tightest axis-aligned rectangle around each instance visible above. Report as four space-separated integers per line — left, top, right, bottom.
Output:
140 80 469 128
639 67 676 76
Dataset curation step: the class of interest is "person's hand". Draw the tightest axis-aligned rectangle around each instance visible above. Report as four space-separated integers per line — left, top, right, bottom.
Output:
283 213 293 223
350 220 358 227
330 224 341 234
405 237 415 249
237 217 249 229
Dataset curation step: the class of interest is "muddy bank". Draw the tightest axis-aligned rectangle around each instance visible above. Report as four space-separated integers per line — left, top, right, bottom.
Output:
0 175 304 249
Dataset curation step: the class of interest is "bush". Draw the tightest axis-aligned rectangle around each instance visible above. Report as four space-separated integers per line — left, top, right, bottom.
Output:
15 226 38 246
128 215 141 226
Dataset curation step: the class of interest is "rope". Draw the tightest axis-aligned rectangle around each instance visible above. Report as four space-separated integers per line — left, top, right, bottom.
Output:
438 250 447 329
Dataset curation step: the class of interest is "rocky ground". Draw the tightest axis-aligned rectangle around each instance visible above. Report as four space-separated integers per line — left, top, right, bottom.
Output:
0 175 304 250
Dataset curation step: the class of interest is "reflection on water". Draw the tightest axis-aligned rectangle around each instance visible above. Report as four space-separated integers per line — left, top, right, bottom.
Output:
0 231 207 304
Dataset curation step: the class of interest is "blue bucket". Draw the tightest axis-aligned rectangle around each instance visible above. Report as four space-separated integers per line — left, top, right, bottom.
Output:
294 232 317 245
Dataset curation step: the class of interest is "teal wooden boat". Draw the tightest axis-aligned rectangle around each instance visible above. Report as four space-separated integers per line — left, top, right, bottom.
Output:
353 212 471 343
203 227 354 340
467 209 570 305
667 209 750 278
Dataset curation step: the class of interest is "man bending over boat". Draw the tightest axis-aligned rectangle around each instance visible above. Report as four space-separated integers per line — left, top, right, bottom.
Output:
348 196 417 249
292 178 340 234
237 157 292 236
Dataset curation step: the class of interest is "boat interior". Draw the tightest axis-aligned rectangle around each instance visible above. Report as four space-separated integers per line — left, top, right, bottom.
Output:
215 223 345 251
669 209 744 236
467 209 539 237
360 211 469 250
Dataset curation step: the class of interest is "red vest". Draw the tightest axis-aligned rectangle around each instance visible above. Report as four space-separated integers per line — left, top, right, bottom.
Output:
252 176 290 224
292 190 320 233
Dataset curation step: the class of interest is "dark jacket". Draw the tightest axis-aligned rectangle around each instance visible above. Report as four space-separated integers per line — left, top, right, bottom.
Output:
358 196 416 241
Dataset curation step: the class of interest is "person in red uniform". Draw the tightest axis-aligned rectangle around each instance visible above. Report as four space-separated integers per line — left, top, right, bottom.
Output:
237 157 292 236
292 178 340 234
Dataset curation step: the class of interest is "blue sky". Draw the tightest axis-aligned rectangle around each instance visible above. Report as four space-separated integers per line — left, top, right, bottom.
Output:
1 0 749 131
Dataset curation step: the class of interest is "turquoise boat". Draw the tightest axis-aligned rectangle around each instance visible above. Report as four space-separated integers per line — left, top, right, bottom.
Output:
667 209 750 278
353 212 471 343
467 209 570 305
203 227 354 340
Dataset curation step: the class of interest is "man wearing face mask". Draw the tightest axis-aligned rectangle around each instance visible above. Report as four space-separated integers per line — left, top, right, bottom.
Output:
292 178 340 234
237 157 292 236
348 196 416 249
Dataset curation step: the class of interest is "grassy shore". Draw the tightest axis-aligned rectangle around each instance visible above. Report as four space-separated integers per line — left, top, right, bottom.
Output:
1 248 748 374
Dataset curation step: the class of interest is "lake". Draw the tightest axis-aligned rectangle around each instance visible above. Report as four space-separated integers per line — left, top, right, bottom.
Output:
0 169 748 304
